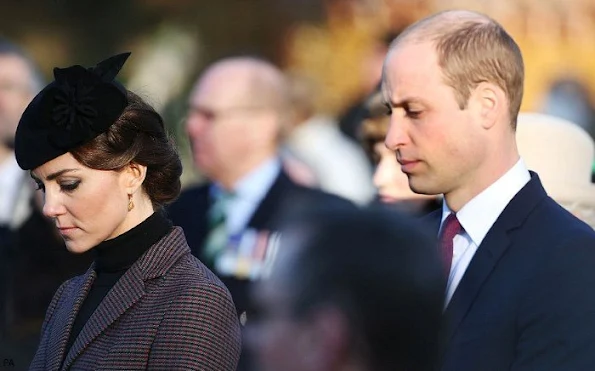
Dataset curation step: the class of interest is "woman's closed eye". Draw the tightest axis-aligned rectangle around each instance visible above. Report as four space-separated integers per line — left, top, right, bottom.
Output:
60 180 81 192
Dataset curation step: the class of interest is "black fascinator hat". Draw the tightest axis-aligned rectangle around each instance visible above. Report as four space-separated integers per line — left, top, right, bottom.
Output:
15 52 131 170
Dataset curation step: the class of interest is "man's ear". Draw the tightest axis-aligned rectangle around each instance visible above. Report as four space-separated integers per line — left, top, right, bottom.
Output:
123 162 147 194
469 82 506 130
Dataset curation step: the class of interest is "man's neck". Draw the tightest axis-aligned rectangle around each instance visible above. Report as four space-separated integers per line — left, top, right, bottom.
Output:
218 152 278 191
445 146 520 212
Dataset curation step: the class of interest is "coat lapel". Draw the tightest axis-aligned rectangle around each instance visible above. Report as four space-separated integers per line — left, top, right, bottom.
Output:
441 173 547 349
46 268 96 371
60 262 146 370
60 227 190 370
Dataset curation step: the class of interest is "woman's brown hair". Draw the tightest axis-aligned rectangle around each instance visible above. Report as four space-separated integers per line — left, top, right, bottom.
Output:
71 91 182 208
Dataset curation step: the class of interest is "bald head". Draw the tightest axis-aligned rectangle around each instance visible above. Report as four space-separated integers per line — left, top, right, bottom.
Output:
196 57 289 114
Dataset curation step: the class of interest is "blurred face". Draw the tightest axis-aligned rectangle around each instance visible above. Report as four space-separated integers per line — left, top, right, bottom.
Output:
372 141 436 204
0 55 36 147
248 278 315 371
247 237 324 371
32 152 135 253
383 41 484 197
186 67 272 184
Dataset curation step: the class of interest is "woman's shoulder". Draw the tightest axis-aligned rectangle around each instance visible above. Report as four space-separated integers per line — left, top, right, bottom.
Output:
170 252 229 291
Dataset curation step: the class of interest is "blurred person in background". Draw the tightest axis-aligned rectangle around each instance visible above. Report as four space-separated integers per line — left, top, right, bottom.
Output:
358 87 441 214
167 56 354 371
540 78 595 141
167 55 354 321
0 38 93 367
247 206 445 371
338 30 403 142
539 77 595 182
283 72 375 205
516 112 595 229
17 53 241 370
383 10 595 370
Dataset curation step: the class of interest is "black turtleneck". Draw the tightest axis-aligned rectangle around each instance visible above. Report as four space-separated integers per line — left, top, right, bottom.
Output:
64 211 172 357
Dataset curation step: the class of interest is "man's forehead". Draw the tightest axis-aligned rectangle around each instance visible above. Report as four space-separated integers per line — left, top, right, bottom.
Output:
382 42 440 102
191 69 252 106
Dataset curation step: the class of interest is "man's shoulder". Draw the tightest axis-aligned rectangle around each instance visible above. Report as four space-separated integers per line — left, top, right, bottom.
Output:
283 180 356 210
167 183 210 215
536 197 594 234
510 195 595 251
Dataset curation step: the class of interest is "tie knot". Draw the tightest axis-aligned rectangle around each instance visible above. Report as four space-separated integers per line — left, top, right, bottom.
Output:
441 213 462 240
208 190 235 223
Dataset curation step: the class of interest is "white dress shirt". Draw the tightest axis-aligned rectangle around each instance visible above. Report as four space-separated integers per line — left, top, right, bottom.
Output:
211 156 281 237
0 155 25 225
441 159 531 307
210 157 282 280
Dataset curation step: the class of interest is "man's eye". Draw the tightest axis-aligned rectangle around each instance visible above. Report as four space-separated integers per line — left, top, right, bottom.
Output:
407 110 422 118
35 183 45 192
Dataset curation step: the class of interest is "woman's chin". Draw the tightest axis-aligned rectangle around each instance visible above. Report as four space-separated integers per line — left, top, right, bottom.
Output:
64 241 92 254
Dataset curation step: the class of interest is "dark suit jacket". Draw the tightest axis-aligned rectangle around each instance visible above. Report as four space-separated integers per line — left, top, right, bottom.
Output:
167 170 354 316
29 227 241 371
431 173 595 371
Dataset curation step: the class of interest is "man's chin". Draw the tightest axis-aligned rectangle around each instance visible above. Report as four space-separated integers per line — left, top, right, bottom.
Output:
1 138 15 150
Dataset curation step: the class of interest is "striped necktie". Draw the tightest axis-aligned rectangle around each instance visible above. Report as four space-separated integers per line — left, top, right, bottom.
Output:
202 191 235 268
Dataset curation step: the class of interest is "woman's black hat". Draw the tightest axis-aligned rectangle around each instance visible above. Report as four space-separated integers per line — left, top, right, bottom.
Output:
15 52 131 170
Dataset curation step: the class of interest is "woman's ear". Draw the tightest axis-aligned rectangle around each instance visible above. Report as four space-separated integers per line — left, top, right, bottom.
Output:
123 162 148 194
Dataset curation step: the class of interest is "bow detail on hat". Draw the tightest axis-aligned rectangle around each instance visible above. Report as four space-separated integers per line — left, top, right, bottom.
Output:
50 67 99 147
41 53 130 148
91 52 131 82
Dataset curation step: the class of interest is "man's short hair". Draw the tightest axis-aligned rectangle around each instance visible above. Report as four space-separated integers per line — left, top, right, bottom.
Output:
278 206 445 371
389 11 524 128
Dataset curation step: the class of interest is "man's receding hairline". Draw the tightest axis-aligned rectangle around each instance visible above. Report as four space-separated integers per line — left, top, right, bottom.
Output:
200 56 288 110
389 10 494 51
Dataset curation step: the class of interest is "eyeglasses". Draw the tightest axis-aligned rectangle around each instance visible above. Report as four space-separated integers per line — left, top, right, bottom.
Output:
187 104 269 122
0 80 31 93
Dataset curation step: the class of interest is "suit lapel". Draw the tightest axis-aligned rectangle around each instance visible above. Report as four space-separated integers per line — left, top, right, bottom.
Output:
441 173 547 348
247 171 294 230
60 264 146 370
441 226 512 344
45 269 95 371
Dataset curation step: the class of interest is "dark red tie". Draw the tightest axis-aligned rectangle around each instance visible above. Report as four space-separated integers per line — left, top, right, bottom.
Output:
439 213 462 276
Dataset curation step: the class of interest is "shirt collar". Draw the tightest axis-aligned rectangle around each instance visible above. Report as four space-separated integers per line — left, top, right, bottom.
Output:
442 158 531 246
211 156 281 203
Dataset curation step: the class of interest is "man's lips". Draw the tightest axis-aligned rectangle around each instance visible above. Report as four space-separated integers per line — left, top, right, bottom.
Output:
398 159 420 172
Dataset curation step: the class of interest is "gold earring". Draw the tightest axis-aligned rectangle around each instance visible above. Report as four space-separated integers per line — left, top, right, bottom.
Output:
128 194 134 212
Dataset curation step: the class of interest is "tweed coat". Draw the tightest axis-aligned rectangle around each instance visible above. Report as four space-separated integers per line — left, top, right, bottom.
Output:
29 227 242 371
